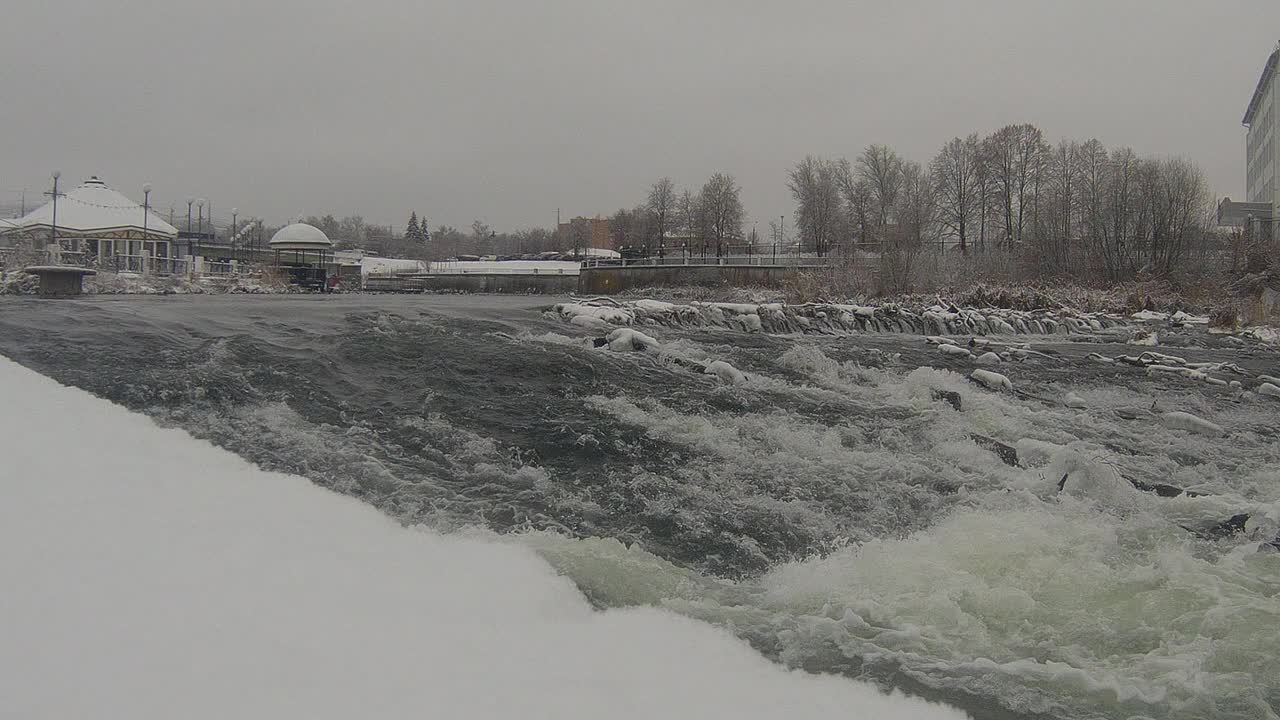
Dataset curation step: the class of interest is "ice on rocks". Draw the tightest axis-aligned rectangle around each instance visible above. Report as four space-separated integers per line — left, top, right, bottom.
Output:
1159 411 1225 437
704 360 747 385
606 328 660 352
970 369 1013 392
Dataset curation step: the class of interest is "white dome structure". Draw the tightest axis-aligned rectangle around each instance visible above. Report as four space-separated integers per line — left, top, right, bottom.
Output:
269 223 333 251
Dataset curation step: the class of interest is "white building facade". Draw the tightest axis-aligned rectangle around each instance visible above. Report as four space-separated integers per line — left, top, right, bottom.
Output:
1244 43 1280 238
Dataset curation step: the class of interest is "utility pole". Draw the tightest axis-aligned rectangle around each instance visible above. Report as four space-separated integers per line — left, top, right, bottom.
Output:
44 172 64 252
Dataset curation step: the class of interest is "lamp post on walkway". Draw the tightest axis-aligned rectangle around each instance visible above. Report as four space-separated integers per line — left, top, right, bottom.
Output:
231 208 238 265
141 183 152 274
46 171 62 253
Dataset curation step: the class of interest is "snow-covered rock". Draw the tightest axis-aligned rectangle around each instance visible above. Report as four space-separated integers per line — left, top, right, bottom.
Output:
606 328 660 352
975 352 1002 366
1159 411 1225 437
704 360 747 385
570 314 610 331
1063 392 1087 409
970 369 1013 392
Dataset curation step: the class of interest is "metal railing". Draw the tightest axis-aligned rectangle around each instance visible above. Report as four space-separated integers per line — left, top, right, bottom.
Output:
425 262 574 275
580 254 854 269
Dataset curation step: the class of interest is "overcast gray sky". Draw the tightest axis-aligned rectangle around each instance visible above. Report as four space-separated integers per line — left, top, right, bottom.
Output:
2 0 1278 231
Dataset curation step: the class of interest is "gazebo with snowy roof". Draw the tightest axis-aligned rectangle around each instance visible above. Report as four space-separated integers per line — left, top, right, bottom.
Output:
0 176 178 268
270 222 335 289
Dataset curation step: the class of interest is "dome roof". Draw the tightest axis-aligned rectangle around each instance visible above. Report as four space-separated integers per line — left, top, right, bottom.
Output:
269 223 333 251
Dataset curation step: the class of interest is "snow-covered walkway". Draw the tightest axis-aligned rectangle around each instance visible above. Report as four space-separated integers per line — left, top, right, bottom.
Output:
0 357 963 719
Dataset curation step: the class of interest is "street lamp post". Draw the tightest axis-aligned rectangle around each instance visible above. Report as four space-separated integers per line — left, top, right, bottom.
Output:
231 208 238 266
47 171 62 255
141 183 152 274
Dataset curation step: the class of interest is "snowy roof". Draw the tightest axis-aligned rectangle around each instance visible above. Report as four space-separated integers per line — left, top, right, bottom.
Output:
269 222 333 250
5 177 178 238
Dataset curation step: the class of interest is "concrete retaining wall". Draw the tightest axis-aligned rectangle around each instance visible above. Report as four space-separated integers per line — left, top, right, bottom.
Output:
578 265 812 295
366 273 577 294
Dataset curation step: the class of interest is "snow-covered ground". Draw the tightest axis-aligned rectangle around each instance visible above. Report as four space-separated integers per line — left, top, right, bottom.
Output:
360 256 427 276
0 356 964 720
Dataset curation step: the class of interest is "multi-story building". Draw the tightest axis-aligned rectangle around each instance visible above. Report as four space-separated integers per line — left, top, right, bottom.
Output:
1232 42 1280 240
556 216 611 252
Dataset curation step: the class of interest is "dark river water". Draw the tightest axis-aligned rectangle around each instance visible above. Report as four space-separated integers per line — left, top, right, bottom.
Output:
2 294 1278 719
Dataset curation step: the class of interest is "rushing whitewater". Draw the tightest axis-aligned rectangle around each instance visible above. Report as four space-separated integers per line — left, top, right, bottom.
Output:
1 294 1277 719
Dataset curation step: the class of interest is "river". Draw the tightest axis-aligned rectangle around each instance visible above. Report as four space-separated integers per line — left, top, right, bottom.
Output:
1 293 1277 719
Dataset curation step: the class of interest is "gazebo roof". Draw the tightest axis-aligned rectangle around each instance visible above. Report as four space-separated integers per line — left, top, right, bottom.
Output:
270 223 334 251
3 176 178 239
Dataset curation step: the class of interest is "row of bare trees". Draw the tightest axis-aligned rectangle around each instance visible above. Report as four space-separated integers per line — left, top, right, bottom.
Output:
608 173 746 257
790 123 1217 282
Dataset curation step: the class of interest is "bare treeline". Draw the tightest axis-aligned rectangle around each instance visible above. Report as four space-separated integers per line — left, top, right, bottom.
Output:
790 123 1217 284
608 173 746 257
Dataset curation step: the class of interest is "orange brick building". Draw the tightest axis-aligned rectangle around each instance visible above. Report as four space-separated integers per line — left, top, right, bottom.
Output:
556 216 611 251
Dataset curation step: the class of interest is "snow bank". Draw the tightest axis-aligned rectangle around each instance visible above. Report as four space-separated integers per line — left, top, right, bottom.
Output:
0 357 963 720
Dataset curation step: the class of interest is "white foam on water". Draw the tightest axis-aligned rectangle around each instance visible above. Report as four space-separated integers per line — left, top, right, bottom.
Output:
568 344 1280 718
0 356 967 720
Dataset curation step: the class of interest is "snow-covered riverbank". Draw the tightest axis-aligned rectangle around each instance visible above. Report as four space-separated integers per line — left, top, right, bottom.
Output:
0 355 964 720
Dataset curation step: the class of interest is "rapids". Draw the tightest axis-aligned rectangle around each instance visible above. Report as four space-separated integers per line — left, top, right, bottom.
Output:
1 294 1277 719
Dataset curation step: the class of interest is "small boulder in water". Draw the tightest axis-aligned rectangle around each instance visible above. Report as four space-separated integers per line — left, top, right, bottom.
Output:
937 343 972 358
970 369 1013 392
704 360 747 385
1258 382 1280 399
1129 330 1159 347
1063 392 1087 409
931 389 962 411
975 351 1002 366
970 434 1018 467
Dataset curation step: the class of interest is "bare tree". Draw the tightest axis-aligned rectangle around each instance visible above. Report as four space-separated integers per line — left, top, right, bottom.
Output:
699 173 744 257
837 158 875 249
647 178 675 258
930 134 981 254
881 160 935 291
1147 157 1211 276
677 189 701 256
1103 146 1141 279
985 123 1048 247
1038 140 1083 274
856 145 904 243
788 156 843 256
